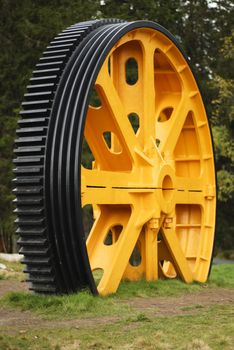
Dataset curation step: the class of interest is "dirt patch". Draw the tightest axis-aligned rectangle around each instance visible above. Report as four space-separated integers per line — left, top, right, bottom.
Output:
127 288 234 316
0 307 120 332
0 279 28 297
0 279 233 333
0 308 38 329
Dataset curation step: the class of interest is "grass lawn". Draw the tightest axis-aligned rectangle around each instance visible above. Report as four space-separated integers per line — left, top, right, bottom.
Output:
0 261 233 350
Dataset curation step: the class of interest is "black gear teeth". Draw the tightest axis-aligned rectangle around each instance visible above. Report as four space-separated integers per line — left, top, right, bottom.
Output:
20 109 49 117
13 156 44 165
12 176 42 185
16 227 46 236
15 217 45 226
24 92 54 102
14 196 43 204
19 237 47 245
22 256 53 271
26 83 56 91
13 185 43 194
14 207 44 216
40 54 66 60
16 128 48 138
29 285 57 294
15 136 46 146
14 19 126 294
26 276 55 284
14 147 45 157
19 246 49 255
22 99 51 106
24 266 52 274
29 75 58 83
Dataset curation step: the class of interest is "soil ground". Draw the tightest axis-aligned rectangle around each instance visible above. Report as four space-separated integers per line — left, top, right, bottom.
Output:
0 279 233 330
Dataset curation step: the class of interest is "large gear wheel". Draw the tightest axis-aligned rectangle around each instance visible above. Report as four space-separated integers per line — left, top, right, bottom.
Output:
14 19 216 295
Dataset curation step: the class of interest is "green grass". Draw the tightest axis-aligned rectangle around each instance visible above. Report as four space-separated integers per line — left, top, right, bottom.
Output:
209 264 234 288
0 257 24 281
0 258 24 273
75 305 233 350
1 290 133 319
116 277 203 298
0 264 233 349
0 334 54 350
0 264 233 320
0 304 233 350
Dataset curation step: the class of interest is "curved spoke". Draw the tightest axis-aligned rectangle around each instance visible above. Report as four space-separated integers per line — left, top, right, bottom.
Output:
87 205 131 259
82 186 136 206
161 226 193 282
88 208 148 295
159 94 192 154
96 67 140 162
82 166 134 188
140 39 157 149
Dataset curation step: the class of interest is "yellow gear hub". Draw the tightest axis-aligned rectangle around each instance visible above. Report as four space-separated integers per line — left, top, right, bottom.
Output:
82 28 216 295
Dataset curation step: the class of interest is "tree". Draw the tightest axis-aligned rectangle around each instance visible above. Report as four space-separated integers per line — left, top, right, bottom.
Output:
210 30 234 250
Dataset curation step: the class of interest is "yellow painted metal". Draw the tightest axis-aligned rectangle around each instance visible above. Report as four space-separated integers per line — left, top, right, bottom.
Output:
81 28 216 295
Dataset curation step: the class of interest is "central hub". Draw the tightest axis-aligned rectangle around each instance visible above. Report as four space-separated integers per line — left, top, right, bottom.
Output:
156 163 175 214
162 174 174 201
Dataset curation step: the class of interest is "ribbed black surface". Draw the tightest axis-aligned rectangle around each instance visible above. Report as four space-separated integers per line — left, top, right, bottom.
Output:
14 19 127 294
